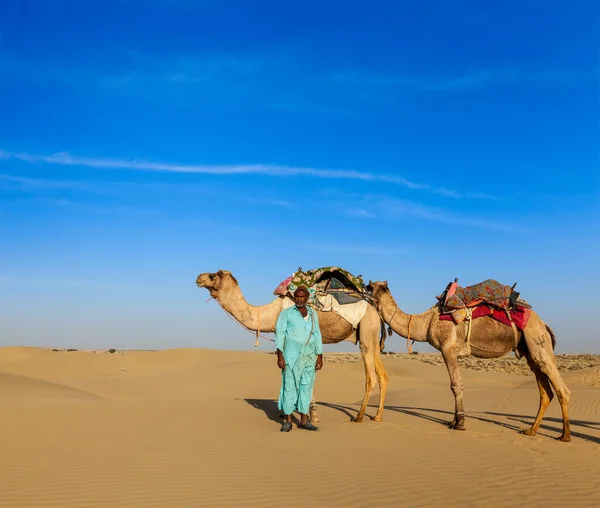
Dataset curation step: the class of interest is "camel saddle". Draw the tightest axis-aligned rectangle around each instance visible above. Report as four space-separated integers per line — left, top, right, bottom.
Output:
437 278 523 311
437 278 532 330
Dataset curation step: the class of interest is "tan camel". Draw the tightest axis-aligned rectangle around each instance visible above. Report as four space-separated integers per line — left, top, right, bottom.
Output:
196 270 389 423
367 280 571 441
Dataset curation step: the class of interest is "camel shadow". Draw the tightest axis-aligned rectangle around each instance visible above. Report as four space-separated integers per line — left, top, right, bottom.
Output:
484 411 600 431
318 401 458 427
317 402 600 444
482 410 600 444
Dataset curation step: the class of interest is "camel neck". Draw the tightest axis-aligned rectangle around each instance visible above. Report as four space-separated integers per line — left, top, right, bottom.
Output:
215 279 284 333
380 294 432 342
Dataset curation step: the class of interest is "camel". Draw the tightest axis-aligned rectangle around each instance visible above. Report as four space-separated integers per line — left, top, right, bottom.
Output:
366 280 571 441
196 270 389 423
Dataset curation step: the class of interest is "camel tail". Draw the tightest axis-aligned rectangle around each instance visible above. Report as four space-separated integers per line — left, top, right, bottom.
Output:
546 324 556 350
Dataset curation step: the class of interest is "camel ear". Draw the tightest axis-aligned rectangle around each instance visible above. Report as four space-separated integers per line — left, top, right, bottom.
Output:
383 280 388 287
368 280 373 285
217 270 224 276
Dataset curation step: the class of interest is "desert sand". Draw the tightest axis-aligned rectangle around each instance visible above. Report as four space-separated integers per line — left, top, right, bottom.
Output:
1 346 598 508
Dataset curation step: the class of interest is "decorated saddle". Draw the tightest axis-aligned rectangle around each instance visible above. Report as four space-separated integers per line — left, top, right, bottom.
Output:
436 278 532 331
273 267 370 329
274 266 367 304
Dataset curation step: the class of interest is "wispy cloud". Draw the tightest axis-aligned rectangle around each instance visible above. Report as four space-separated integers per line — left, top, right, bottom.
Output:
344 208 377 219
329 67 596 92
0 173 94 191
331 193 527 232
0 149 490 199
377 195 528 232
4 49 593 116
0 194 163 219
0 276 142 291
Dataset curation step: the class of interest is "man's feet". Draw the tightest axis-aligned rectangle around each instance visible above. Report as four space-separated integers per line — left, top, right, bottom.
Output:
299 421 319 431
280 421 292 432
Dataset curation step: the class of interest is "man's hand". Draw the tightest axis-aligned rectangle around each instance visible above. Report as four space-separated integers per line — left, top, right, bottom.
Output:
315 354 323 371
277 350 286 370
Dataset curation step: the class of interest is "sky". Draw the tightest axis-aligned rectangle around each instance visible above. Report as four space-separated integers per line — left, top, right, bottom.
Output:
1 0 599 353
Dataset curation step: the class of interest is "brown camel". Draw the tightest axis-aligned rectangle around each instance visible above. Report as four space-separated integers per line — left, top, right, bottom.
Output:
196 270 389 423
367 280 571 441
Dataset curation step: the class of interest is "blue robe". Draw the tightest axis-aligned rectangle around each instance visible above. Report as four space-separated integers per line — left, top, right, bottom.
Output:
275 305 323 415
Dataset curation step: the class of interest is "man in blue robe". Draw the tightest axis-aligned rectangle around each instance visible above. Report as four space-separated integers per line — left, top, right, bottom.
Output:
275 285 323 432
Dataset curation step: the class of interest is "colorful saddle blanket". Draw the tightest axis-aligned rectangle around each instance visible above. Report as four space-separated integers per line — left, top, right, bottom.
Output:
437 278 531 329
438 278 515 311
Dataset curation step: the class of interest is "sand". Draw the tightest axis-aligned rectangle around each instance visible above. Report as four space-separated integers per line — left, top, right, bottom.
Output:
1 346 598 508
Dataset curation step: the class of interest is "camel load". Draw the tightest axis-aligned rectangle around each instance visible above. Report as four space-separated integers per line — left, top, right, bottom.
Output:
437 278 533 331
274 266 367 301
273 266 370 328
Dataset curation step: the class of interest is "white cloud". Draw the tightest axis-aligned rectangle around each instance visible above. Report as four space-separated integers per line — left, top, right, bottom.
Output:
361 194 528 232
0 149 491 199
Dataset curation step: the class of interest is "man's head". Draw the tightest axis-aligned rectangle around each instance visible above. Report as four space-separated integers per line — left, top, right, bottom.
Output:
294 286 310 308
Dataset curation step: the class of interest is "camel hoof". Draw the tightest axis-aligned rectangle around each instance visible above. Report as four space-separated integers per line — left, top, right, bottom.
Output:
520 428 536 437
448 421 465 431
370 416 383 422
353 417 364 423
556 434 571 442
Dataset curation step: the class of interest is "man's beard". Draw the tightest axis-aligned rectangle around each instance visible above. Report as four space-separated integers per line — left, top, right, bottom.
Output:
295 302 307 308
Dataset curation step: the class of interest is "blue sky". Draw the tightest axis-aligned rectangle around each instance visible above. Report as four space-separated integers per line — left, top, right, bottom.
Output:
1 0 598 353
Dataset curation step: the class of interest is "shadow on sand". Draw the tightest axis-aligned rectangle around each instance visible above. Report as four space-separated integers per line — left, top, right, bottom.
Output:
243 398 599 444
244 398 300 426
313 401 600 444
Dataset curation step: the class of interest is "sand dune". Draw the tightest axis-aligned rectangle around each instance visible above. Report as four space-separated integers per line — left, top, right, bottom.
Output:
0 347 598 508
0 371 102 401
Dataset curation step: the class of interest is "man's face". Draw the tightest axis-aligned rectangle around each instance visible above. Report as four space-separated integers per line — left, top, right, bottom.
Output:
294 290 309 308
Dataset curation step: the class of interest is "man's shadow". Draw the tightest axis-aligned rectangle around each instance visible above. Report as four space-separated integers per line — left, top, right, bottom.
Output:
245 398 300 425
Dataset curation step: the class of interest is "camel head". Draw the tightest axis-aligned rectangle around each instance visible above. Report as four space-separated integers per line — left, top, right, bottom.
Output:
366 280 389 309
195 270 237 298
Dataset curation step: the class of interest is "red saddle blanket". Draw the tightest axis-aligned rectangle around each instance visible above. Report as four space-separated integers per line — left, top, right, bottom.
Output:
439 305 531 331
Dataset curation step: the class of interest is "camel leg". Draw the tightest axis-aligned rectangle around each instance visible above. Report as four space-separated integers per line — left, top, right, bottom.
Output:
534 358 570 441
524 332 571 442
442 350 466 430
370 350 388 422
309 395 319 423
521 356 553 437
354 341 377 423
549 375 571 442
